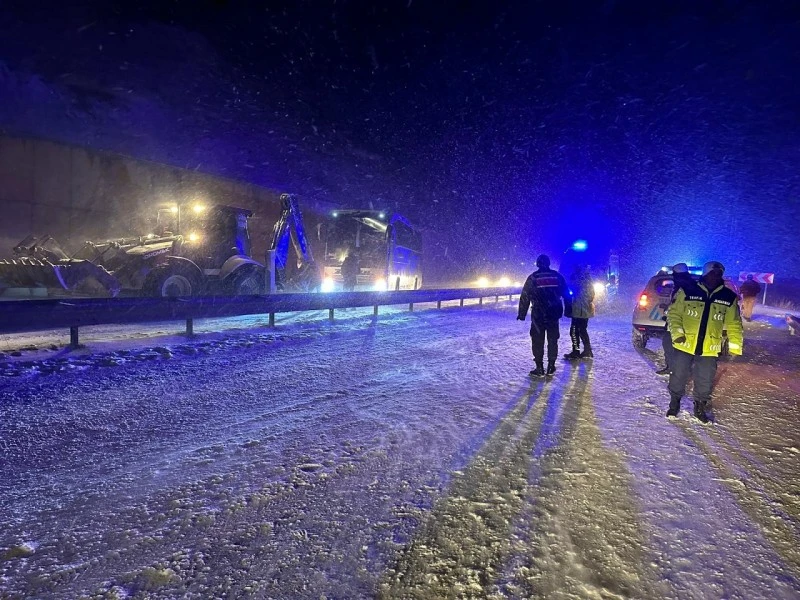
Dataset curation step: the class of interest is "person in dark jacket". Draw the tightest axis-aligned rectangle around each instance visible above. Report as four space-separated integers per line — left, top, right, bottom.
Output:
340 249 360 291
739 274 761 321
517 254 573 377
564 264 595 360
657 263 695 375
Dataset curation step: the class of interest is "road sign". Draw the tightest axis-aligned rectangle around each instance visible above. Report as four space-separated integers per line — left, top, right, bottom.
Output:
739 272 774 284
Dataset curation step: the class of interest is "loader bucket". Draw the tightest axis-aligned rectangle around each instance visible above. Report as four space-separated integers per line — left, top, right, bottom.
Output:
0 258 121 297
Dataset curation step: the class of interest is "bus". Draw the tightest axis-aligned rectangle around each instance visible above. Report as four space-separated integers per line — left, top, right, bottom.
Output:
318 209 422 292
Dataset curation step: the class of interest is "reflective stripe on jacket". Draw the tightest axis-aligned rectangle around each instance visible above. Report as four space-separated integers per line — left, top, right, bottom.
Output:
517 268 572 323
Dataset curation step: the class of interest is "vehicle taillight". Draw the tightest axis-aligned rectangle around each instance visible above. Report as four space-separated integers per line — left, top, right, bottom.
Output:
638 293 649 308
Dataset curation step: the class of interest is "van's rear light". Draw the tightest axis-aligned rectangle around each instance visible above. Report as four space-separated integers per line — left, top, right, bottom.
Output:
638 293 649 308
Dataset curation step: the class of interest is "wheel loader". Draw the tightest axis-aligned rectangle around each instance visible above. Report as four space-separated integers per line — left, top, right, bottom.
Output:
0 195 319 298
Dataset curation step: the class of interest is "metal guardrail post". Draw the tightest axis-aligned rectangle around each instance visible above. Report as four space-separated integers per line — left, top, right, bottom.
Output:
479 297 483 305
69 326 79 349
186 318 194 336
373 305 378 317
266 249 277 294
437 300 441 309
269 313 275 327
329 308 334 321
409 303 414 312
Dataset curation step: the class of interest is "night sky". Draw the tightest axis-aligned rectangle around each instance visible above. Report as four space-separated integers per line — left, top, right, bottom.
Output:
2 0 800 281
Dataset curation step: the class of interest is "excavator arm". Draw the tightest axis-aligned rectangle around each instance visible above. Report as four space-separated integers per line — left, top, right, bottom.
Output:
268 194 320 291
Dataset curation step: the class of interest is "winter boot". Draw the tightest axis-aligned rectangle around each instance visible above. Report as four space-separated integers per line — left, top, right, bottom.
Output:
666 395 681 417
580 349 594 359
656 366 671 376
530 363 545 377
546 363 557 376
693 402 710 424
563 349 582 360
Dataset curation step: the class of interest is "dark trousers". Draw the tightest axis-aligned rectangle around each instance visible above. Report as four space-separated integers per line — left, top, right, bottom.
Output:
569 317 590 351
662 330 675 370
530 319 560 367
668 350 718 410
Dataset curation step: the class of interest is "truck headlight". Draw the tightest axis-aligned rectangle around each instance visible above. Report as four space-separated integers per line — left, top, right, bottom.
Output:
321 277 336 293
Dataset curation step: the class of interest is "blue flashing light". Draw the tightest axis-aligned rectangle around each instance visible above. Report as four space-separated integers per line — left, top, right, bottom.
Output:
378 212 385 219
571 240 588 252
332 211 339 218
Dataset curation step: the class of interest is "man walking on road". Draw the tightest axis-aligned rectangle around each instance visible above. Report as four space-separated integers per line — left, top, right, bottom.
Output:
739 274 761 321
666 260 744 422
517 254 573 377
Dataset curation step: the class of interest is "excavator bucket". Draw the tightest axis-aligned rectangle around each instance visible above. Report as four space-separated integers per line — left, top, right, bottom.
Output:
0 234 122 297
0 257 121 297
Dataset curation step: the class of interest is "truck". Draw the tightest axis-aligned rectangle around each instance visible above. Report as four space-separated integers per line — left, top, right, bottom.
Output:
0 194 319 298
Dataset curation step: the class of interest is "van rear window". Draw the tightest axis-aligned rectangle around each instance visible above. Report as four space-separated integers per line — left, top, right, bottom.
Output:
655 279 674 296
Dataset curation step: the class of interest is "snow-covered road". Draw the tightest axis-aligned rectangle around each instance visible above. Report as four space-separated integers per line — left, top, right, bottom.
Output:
1 300 799 599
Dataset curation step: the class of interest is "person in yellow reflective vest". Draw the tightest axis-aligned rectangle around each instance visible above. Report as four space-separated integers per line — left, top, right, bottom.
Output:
666 260 744 422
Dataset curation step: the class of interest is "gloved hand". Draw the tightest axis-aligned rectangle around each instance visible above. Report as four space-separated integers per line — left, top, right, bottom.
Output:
673 335 686 344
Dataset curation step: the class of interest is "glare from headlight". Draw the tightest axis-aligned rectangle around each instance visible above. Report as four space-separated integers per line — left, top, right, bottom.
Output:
187 232 200 242
476 276 490 288
497 276 511 287
593 282 606 295
321 277 336 293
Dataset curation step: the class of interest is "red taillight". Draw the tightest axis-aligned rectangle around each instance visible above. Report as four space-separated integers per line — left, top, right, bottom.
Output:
638 293 649 308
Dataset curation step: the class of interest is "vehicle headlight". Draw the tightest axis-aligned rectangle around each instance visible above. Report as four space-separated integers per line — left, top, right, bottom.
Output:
476 276 490 288
496 276 511 287
187 232 200 243
593 282 605 296
321 277 336 293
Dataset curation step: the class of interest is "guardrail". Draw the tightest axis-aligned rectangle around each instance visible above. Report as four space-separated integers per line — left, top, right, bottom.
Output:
0 287 519 347
788 314 800 336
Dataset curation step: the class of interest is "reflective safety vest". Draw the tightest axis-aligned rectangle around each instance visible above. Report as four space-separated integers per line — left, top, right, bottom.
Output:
667 282 744 356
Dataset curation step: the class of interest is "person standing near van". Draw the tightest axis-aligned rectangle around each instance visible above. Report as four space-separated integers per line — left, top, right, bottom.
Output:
666 260 744 422
739 274 761 321
563 264 595 360
517 254 573 377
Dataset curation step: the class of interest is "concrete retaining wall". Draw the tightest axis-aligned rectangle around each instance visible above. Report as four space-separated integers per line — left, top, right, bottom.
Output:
0 135 327 262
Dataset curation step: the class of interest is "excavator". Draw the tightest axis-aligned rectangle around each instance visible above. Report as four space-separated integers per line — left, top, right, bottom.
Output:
0 194 319 298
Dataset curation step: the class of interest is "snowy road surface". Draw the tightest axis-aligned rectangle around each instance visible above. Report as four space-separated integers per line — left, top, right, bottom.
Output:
1 300 799 599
